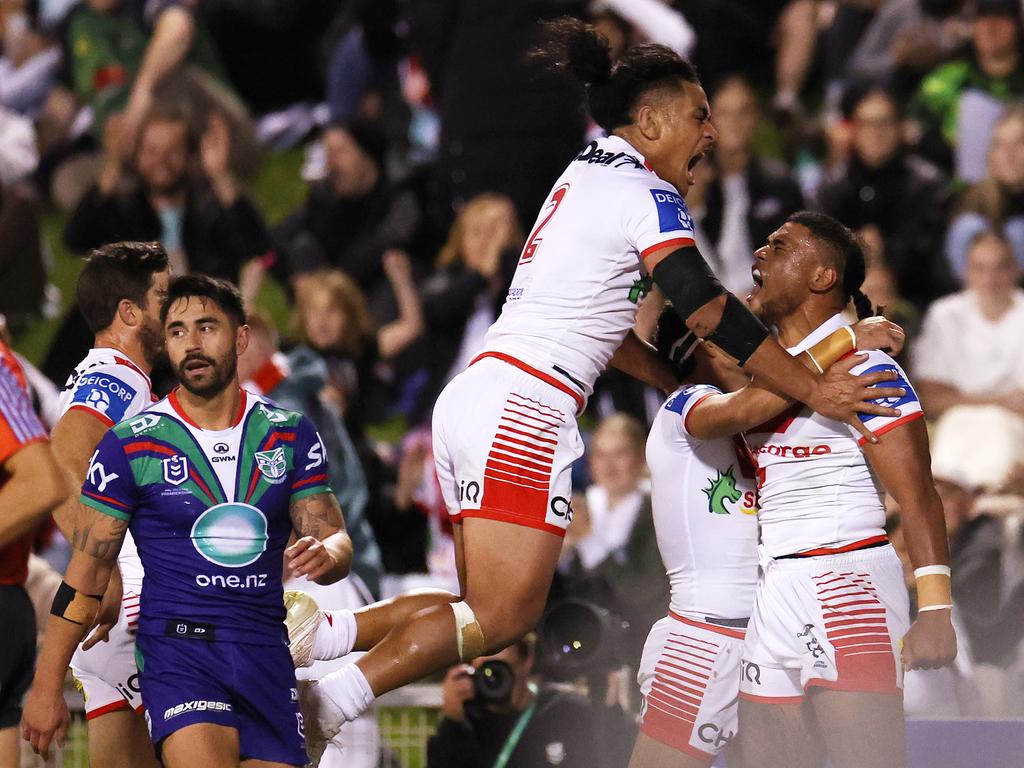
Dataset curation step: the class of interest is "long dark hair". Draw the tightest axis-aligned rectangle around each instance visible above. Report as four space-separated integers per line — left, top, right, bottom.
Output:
530 17 700 132
786 211 873 319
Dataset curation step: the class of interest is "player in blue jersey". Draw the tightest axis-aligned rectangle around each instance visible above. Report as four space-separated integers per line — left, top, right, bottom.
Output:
23 275 353 768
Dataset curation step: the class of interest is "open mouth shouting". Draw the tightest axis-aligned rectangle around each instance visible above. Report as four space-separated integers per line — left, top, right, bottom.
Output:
686 151 706 187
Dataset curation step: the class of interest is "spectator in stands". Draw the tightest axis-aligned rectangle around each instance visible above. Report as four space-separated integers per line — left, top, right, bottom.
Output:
819 83 953 304
238 311 381 597
688 75 803 295
293 254 422 440
64 105 270 281
847 0 970 98
560 414 666 662
428 635 622 768
912 0 1024 180
913 230 1024 418
946 104 1024 281
0 0 61 117
417 193 522 413
0 183 47 334
274 120 422 319
859 225 921 365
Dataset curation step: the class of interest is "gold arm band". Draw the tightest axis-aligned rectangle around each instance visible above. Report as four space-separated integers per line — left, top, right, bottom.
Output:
803 326 857 373
50 581 101 626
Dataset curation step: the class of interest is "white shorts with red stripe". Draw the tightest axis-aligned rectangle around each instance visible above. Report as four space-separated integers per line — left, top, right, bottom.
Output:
637 612 745 761
740 544 910 703
70 585 144 720
432 354 584 536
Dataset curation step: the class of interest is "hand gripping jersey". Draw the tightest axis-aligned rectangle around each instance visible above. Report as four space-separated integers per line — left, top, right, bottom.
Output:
79 389 332 645
479 135 695 402
647 385 760 620
59 348 155 592
745 314 923 557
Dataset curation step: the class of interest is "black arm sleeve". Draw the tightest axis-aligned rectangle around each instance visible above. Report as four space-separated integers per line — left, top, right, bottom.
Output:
650 246 769 365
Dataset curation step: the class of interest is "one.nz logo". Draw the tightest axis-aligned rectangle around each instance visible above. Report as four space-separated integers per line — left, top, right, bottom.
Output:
254 448 287 483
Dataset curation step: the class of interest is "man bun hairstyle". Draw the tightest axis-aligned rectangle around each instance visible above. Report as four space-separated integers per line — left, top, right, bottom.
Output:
161 274 247 328
532 17 700 132
77 241 169 334
785 211 874 320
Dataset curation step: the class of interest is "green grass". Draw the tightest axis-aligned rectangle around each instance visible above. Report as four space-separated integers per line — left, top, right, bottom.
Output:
15 147 308 366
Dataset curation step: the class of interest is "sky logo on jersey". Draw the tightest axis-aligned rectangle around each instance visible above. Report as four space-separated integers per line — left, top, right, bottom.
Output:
71 373 136 422
650 189 694 234
857 364 918 422
191 501 269 567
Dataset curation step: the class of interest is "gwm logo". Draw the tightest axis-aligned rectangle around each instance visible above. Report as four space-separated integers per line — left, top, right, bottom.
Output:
191 502 269 567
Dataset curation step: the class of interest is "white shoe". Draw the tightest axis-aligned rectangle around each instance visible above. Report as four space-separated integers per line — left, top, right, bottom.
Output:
283 590 321 668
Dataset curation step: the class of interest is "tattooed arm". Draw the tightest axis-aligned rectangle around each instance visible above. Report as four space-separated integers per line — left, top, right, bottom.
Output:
287 491 352 585
23 506 127 759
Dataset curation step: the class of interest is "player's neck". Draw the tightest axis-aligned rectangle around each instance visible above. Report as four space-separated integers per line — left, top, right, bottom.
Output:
773 301 839 348
175 381 243 431
94 329 151 374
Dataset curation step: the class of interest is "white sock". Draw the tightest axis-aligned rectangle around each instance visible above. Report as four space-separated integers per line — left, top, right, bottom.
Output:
313 610 358 661
318 663 375 722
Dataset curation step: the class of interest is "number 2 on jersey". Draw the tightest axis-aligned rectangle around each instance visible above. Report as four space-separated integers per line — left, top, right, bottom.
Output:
519 183 569 266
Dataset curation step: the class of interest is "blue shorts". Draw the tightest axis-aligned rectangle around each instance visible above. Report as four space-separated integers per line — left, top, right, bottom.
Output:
136 634 306 765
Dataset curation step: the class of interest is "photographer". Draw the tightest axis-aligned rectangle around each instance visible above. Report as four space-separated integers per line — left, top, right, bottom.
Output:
427 635 610 768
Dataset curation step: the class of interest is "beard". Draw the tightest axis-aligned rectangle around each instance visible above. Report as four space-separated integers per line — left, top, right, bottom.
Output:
176 352 238 398
139 319 167 370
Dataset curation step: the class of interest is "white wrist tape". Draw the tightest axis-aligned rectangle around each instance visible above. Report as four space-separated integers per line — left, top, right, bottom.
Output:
914 565 951 579
918 604 953 612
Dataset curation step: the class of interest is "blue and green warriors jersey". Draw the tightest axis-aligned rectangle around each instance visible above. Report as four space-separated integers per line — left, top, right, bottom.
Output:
80 389 332 645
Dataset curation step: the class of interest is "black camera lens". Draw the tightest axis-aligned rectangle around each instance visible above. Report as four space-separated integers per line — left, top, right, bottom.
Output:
473 660 515 704
542 600 605 667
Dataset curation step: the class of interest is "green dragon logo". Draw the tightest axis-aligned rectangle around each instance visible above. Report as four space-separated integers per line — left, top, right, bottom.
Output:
628 276 653 304
703 466 742 515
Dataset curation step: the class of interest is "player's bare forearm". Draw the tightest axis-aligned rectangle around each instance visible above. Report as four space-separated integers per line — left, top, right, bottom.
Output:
0 442 68 549
288 491 352 584
609 329 678 393
863 418 950 569
50 410 109 540
33 509 126 690
741 336 818 405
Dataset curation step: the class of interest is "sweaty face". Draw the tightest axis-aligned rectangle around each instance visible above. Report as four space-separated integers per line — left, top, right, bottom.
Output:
748 222 828 322
138 269 171 368
165 297 242 398
136 121 189 197
645 80 718 195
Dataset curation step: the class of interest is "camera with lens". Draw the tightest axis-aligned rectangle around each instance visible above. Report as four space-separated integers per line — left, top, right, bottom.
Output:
534 598 630 682
469 659 515 704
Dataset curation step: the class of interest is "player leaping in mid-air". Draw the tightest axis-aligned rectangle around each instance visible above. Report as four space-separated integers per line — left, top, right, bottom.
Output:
23 275 353 768
288 19 907 738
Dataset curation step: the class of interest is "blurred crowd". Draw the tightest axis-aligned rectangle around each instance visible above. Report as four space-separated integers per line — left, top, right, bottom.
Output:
6 0 1024 756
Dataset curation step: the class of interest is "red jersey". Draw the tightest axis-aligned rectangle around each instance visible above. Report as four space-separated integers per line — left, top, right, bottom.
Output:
0 340 49 585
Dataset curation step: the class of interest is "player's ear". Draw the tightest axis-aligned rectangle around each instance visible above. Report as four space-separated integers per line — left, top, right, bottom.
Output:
635 103 662 142
810 265 838 294
236 323 250 357
117 298 140 328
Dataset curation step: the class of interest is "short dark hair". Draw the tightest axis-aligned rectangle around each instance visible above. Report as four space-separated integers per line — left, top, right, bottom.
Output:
77 242 169 334
785 211 873 319
161 274 247 327
532 17 700 132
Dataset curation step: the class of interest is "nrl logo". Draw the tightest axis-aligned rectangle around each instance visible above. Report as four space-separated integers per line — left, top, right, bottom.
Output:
254 447 287 483
163 455 189 486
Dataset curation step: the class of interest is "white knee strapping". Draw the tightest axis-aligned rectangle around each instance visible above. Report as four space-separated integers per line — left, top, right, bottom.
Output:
450 600 486 661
